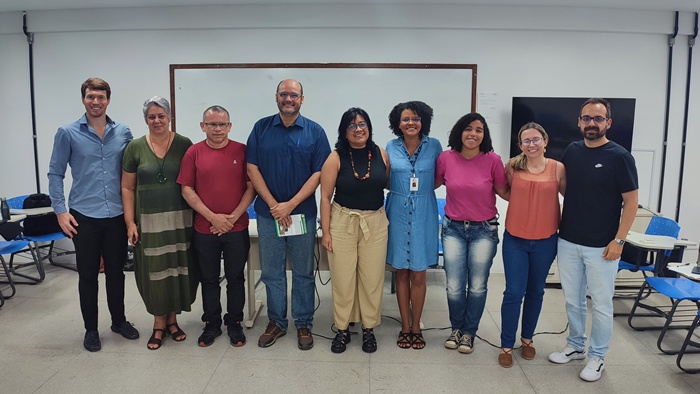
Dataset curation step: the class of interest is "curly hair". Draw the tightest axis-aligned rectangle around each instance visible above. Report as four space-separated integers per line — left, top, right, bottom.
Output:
447 112 493 153
334 107 376 154
388 101 433 138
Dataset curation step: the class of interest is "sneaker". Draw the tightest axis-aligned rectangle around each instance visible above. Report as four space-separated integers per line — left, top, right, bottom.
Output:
258 321 286 348
227 321 246 347
458 334 474 354
361 328 377 353
548 345 586 364
444 329 462 350
580 358 605 382
198 322 222 347
297 327 314 350
83 330 101 352
111 321 140 340
331 329 351 353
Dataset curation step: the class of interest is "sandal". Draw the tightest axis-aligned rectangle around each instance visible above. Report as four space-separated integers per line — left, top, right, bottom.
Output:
148 328 167 350
521 340 536 360
411 331 426 350
167 323 187 342
498 348 513 368
397 331 412 349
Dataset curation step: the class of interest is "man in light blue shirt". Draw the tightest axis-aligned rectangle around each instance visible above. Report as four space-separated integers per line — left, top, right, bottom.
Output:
48 77 140 352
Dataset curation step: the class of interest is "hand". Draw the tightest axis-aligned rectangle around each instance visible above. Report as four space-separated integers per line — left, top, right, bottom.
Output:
322 233 333 252
226 213 237 225
126 223 139 246
270 202 294 221
277 215 293 229
209 213 234 235
603 240 623 261
57 212 78 238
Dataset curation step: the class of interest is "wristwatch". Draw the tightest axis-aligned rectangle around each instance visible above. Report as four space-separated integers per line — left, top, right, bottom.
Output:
614 238 626 246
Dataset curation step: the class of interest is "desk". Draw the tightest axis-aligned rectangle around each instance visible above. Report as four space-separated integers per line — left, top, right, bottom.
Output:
245 220 329 328
625 231 695 276
8 215 26 223
10 207 54 216
668 264 700 281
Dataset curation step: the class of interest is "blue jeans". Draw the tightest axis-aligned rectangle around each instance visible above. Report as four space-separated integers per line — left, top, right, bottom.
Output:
257 215 316 331
442 216 499 336
557 238 618 359
500 231 557 348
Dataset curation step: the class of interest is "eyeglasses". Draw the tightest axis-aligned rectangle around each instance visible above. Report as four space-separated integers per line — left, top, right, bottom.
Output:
520 137 543 146
277 92 301 100
203 122 231 129
347 122 368 132
400 117 421 123
579 115 608 124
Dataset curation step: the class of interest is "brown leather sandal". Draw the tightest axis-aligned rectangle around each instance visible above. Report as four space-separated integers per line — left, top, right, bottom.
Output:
521 340 536 360
499 348 513 368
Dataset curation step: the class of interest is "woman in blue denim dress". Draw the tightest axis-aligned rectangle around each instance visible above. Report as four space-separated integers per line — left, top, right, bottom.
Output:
385 101 442 350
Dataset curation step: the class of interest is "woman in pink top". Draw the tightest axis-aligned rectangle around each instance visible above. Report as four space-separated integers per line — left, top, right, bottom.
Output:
498 122 565 368
435 112 509 355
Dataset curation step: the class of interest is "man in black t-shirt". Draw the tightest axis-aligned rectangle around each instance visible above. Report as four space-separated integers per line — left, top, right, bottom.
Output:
548 98 638 382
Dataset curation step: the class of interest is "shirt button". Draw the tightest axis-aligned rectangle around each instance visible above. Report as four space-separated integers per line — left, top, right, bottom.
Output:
409 212 412 215
408 222 411 225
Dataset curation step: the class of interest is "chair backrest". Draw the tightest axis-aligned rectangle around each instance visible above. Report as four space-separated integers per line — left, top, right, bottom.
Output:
246 201 256 220
645 216 681 259
645 216 681 238
437 198 446 224
6 195 29 210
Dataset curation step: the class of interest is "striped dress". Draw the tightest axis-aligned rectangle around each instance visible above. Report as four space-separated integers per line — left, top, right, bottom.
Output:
122 133 198 315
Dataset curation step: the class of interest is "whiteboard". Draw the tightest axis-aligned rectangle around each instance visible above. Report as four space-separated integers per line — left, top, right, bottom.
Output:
170 64 476 149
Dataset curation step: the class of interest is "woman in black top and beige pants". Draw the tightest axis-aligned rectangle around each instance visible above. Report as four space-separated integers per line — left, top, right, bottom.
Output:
320 107 390 354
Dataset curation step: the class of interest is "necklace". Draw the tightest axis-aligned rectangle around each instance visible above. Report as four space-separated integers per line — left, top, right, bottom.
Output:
349 149 372 181
148 133 173 184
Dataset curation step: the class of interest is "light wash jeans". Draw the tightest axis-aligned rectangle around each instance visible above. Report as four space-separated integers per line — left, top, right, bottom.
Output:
500 231 558 348
257 215 316 331
557 238 619 359
442 216 499 336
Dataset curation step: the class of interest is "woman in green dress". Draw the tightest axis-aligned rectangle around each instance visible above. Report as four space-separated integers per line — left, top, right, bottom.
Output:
121 96 198 350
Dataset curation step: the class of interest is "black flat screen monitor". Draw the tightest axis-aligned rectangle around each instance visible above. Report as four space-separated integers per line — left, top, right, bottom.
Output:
510 97 635 161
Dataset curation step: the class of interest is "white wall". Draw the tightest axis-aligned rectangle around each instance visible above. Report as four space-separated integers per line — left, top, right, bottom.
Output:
1 4 698 270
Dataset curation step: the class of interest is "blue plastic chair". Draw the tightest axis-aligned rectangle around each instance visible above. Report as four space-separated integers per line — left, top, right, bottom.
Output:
676 310 700 373
618 216 681 275
0 240 32 307
7 195 72 279
628 276 700 354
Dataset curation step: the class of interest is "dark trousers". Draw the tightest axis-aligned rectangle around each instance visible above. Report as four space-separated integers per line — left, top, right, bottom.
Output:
71 209 127 332
194 229 250 326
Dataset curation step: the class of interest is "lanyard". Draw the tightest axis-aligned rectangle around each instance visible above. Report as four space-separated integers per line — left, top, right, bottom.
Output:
401 138 424 176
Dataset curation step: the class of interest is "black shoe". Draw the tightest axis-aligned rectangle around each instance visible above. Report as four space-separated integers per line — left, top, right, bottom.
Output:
84 330 101 352
331 329 351 354
227 321 246 347
198 322 222 347
111 321 140 340
362 327 377 353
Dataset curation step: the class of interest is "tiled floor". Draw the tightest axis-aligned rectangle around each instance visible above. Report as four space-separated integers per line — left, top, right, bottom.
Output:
1 254 699 393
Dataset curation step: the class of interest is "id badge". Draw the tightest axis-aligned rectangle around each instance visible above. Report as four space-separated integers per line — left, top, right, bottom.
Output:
409 177 419 191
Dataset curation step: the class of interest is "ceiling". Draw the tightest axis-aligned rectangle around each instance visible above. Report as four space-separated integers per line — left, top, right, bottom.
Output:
0 0 698 13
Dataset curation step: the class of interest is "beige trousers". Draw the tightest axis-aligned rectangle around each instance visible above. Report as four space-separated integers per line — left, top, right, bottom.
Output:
328 202 389 330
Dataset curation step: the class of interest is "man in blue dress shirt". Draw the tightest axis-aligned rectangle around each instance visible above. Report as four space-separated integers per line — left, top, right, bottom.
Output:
48 77 140 352
247 79 331 350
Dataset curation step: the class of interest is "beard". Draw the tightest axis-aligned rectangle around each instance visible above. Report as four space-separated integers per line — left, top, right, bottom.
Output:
581 125 606 141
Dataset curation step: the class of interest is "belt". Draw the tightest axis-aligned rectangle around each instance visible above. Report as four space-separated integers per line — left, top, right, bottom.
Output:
444 214 499 226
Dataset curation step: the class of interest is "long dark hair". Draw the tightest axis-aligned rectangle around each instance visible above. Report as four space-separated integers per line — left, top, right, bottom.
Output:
335 107 376 154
